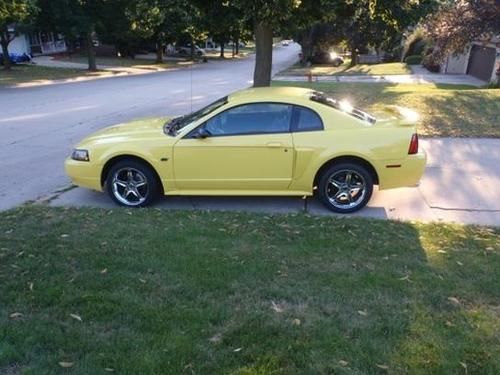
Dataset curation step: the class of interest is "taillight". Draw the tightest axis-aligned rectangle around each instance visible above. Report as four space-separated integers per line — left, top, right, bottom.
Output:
408 133 419 154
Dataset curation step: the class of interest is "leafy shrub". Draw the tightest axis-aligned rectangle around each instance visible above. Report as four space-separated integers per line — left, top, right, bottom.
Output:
405 55 423 65
402 28 430 60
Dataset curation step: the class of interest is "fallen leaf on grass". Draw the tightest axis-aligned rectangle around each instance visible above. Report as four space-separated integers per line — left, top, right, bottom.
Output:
70 314 82 322
339 360 349 367
58 362 74 368
292 318 301 326
139 278 146 284
29 282 34 291
357 310 368 316
445 321 455 327
271 301 284 313
456 261 464 266
376 364 389 370
104 368 115 372
208 333 222 344
437 250 447 254
101 268 108 274
460 362 468 373
448 297 460 305
60 234 69 238
233 347 242 352
9 312 23 319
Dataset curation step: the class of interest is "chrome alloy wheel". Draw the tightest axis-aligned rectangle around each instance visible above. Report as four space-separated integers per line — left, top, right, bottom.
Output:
111 167 149 206
326 169 366 210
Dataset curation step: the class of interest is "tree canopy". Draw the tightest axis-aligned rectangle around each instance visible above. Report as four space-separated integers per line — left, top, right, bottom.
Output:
22 0 442 82
423 0 500 63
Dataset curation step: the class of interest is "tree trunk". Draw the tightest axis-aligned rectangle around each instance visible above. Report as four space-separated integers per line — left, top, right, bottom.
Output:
350 48 358 67
156 41 164 63
220 43 224 58
235 31 240 55
253 22 273 87
0 31 11 70
85 31 97 71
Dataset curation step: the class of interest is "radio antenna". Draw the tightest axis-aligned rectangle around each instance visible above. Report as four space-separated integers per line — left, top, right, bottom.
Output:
190 60 193 113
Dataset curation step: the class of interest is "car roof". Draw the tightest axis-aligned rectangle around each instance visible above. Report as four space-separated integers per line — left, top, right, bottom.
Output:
228 86 314 104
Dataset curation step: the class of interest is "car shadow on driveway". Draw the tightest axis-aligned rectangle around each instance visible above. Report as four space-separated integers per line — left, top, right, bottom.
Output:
49 187 389 219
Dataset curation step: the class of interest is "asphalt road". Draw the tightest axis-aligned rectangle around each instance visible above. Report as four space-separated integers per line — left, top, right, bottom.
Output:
0 44 301 210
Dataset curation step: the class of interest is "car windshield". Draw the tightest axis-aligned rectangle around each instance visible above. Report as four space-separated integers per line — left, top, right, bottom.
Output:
310 91 376 125
164 96 228 136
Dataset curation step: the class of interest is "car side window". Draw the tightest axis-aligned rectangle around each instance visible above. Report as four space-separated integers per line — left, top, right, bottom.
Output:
203 103 292 136
292 106 324 132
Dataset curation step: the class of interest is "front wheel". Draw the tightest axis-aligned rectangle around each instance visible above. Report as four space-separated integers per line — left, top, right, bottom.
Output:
106 160 160 207
318 163 373 213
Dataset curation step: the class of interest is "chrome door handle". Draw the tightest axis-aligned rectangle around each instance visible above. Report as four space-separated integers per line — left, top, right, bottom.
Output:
266 142 283 148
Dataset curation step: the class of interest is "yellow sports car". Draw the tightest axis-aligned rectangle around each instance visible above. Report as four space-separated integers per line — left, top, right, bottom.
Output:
65 86 426 213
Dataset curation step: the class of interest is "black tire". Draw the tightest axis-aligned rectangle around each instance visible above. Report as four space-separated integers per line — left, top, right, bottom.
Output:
106 159 160 208
318 162 373 213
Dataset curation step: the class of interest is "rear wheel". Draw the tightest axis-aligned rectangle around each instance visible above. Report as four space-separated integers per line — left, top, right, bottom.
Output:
106 160 160 207
318 163 373 213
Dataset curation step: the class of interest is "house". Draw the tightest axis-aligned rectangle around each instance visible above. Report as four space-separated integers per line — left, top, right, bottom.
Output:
6 31 67 56
442 36 500 83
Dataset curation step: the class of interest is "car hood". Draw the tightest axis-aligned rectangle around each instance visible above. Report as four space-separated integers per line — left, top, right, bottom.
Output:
81 116 171 144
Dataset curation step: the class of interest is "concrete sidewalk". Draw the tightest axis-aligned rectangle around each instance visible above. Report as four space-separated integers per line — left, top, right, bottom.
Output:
49 138 500 227
274 65 486 86
32 55 173 74
273 74 486 86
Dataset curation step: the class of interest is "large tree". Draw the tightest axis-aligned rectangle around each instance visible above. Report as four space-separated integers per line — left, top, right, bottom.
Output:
198 0 243 58
235 0 301 87
423 0 500 63
338 0 437 65
0 0 37 70
126 0 193 62
36 0 104 71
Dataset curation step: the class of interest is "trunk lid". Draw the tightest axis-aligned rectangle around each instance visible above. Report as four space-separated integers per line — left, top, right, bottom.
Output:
373 105 419 128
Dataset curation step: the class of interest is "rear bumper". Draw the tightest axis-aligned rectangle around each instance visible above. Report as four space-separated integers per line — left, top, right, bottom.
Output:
65 158 103 191
377 150 427 190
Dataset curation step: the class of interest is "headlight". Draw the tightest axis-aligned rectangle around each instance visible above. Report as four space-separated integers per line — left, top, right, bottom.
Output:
71 149 90 161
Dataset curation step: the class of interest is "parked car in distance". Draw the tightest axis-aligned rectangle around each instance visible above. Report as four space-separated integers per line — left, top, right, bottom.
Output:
227 41 247 48
175 44 206 56
0 52 32 65
66 87 426 213
281 40 289 46
308 51 344 66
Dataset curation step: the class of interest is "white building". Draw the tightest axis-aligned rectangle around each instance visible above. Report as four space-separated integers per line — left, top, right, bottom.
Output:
442 37 500 83
6 31 67 56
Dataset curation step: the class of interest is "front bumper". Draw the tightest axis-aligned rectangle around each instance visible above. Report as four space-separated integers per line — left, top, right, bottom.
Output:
65 158 103 191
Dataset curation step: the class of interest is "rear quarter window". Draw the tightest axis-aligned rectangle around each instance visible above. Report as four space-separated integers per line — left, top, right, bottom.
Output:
292 106 324 132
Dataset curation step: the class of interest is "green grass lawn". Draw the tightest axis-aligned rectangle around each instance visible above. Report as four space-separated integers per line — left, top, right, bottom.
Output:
281 62 411 77
0 65 117 87
1 206 499 374
274 81 500 138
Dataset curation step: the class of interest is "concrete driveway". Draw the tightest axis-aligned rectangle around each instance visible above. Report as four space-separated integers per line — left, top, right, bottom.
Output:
49 138 500 226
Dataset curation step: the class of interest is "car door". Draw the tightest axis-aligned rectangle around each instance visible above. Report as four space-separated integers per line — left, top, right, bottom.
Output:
173 103 294 191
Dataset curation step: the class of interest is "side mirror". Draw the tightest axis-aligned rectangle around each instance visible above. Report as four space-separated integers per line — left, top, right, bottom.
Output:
194 127 211 139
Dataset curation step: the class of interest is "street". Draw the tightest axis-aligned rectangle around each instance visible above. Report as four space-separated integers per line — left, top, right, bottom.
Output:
1 43 499 225
0 44 300 210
